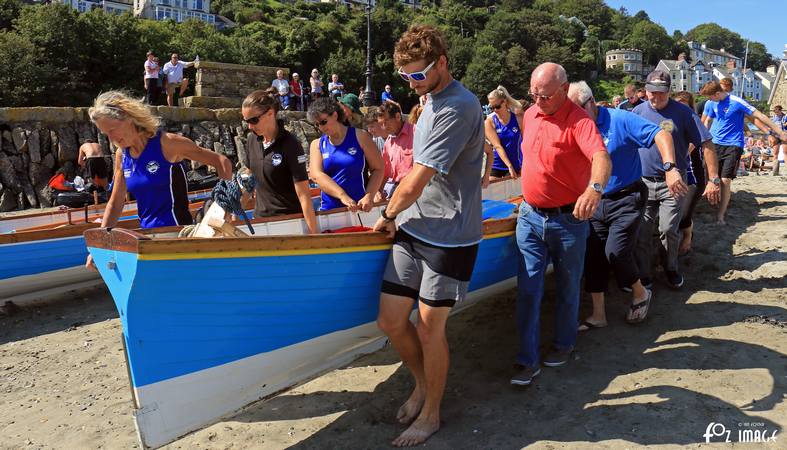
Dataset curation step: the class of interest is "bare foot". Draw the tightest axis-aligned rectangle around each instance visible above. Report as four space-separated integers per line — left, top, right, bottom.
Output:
392 417 440 447
396 389 425 424
716 219 726 225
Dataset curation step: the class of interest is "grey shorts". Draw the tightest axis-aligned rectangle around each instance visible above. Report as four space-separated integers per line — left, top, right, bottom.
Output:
381 230 478 308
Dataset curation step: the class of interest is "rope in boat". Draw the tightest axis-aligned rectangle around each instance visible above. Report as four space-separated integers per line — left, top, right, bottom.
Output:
178 172 256 238
212 172 256 235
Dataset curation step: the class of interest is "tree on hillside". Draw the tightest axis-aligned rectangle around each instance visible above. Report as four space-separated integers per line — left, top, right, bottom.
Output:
623 21 673 66
684 23 745 56
0 32 49 106
744 41 776 72
13 4 89 105
462 45 506 99
0 0 22 31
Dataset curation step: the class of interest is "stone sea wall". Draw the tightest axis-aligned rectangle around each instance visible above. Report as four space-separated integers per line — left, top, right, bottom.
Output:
0 107 319 212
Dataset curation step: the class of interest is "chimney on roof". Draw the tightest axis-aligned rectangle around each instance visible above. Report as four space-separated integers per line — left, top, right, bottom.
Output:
701 43 706 49
783 44 787 60
677 52 687 62
720 48 725 53
767 65 777 75
726 59 736 69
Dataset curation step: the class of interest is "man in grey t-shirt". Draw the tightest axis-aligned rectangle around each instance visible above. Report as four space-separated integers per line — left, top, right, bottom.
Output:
372 25 483 448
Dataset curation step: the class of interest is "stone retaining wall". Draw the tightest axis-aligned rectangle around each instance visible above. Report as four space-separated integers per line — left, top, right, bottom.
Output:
194 61 287 98
0 107 319 212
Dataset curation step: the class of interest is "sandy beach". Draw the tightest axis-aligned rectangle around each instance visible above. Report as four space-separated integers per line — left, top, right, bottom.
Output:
1 174 785 449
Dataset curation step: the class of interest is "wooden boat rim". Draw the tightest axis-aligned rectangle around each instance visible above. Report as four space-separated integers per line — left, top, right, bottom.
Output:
0 187 214 223
83 217 516 256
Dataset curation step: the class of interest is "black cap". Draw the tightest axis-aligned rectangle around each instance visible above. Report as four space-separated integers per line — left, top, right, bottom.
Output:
645 70 671 93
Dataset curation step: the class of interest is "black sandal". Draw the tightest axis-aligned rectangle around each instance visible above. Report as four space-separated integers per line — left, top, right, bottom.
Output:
626 290 652 324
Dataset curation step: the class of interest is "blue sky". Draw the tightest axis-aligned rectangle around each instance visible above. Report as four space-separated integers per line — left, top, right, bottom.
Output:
605 0 786 58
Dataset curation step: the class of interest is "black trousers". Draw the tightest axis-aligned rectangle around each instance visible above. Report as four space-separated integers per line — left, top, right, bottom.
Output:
585 181 647 293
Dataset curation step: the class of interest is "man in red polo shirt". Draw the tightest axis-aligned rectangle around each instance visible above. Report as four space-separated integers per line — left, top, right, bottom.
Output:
378 101 415 199
511 62 611 386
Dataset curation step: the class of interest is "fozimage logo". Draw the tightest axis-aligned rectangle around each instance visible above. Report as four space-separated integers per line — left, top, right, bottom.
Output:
703 422 778 443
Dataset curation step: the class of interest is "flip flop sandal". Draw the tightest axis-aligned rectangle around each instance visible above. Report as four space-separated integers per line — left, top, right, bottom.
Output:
626 290 652 324
578 320 608 331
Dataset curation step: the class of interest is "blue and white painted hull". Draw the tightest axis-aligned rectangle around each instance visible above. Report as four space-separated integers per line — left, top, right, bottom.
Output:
86 215 518 449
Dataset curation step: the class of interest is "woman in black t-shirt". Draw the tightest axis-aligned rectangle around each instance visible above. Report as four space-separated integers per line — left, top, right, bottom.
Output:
241 88 319 233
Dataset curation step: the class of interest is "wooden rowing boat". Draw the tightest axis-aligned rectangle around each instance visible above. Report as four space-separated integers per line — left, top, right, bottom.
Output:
84 179 521 448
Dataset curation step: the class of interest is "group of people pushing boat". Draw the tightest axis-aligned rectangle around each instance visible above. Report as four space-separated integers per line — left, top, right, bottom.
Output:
83 21 770 448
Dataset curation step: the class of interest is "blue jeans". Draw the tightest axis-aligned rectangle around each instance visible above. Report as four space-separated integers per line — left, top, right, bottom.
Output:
515 201 589 367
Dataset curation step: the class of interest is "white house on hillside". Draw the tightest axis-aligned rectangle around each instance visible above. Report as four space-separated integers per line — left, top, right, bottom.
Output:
133 0 216 25
687 41 741 68
656 42 768 101
756 65 778 101
60 0 133 14
605 48 645 81
58 0 220 26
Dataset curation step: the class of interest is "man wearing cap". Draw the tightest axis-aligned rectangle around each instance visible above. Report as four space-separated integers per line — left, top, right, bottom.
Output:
699 80 787 222
567 81 683 327
511 63 611 387
338 93 363 128
632 70 694 290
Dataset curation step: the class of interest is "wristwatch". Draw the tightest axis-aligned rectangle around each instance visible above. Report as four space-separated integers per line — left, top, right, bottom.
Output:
662 161 677 172
589 182 603 194
381 207 396 222
711 177 721 185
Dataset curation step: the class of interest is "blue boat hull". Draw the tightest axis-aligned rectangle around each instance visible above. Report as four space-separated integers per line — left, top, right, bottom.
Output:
86 221 518 448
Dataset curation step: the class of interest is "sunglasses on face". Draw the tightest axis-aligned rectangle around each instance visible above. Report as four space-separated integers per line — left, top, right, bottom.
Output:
490 103 504 110
529 91 559 102
315 116 331 126
398 60 436 82
242 109 269 125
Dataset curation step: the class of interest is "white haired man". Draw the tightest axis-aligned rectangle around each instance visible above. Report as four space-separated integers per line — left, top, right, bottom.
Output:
567 81 683 327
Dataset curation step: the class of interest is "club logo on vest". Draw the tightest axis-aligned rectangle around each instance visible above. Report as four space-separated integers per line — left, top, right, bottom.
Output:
272 153 283 166
512 127 519 133
146 161 160 174
123 169 132 178
347 147 358 156
659 119 675 133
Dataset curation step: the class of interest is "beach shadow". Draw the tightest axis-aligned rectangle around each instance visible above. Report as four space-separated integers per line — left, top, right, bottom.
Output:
0 285 117 345
197 185 787 448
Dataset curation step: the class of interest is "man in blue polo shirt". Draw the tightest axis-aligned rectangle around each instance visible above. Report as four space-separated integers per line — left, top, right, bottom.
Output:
633 70 695 290
700 80 787 222
568 81 684 326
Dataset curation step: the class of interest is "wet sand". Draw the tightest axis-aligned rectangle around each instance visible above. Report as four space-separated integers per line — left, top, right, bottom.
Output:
1 174 785 449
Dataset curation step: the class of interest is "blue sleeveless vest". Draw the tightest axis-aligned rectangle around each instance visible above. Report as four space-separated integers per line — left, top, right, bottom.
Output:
122 132 192 228
491 112 522 172
318 127 366 211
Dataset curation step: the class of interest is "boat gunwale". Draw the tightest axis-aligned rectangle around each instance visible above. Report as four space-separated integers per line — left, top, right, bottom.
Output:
0 219 142 244
0 187 214 223
84 217 517 256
